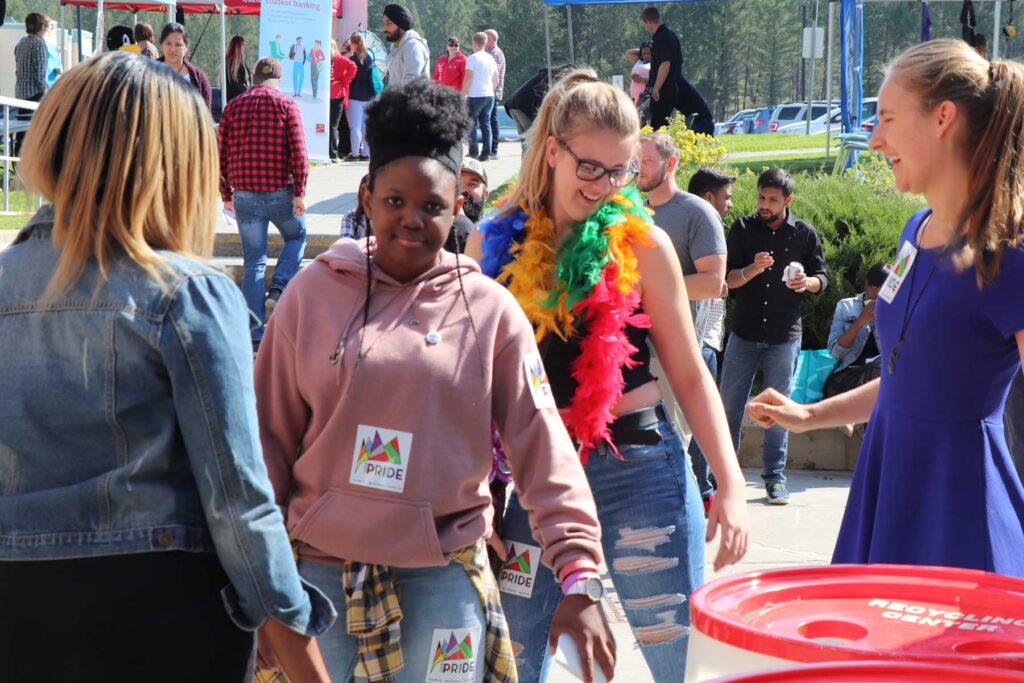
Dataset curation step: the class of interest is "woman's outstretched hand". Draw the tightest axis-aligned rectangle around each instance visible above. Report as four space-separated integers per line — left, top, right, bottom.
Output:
747 388 815 432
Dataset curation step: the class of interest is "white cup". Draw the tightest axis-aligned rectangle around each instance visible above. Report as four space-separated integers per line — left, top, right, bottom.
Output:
553 633 609 683
782 261 804 284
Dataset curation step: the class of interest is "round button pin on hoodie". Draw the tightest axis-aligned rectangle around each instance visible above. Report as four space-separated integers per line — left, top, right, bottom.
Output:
425 331 441 345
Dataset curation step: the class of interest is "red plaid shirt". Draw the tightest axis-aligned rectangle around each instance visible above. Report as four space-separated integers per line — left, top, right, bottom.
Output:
219 86 308 202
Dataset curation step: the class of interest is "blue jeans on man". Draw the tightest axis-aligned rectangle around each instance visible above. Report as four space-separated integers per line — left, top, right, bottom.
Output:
719 333 801 489
233 188 306 342
467 96 494 160
489 101 500 155
689 343 719 499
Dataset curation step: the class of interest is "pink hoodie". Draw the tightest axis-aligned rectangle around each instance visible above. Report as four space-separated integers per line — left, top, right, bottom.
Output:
255 239 603 576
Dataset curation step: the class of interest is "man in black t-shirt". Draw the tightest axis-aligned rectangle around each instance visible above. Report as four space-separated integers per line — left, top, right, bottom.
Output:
640 6 715 134
720 168 828 505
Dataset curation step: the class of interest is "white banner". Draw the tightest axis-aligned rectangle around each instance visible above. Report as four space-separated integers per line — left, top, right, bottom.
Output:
260 0 332 160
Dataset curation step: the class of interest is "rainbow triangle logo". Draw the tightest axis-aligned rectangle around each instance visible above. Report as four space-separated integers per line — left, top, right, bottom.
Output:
431 632 474 670
526 355 548 392
355 431 402 465
502 544 532 574
894 252 911 277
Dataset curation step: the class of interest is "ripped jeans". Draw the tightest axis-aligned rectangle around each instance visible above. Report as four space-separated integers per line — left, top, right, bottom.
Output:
499 406 705 682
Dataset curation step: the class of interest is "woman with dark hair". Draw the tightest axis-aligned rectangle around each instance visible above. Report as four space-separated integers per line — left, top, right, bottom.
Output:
159 22 212 109
225 35 252 102
750 39 1024 576
255 78 616 683
0 51 333 682
626 39 653 105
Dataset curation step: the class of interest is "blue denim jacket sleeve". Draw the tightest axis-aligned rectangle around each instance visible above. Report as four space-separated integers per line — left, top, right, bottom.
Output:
827 296 865 369
160 272 336 635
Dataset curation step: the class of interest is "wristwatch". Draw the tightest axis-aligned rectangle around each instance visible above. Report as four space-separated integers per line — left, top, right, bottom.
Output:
565 574 605 602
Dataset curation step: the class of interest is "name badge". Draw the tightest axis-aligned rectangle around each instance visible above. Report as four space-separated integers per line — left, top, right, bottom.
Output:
879 240 918 304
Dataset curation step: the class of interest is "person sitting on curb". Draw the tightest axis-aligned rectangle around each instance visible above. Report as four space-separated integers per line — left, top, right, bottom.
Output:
825 262 892 399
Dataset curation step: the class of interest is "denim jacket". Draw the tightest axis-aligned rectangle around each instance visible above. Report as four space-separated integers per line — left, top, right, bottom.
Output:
827 293 879 373
0 207 335 636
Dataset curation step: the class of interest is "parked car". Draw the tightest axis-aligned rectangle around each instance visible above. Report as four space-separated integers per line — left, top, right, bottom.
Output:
496 108 522 142
754 101 833 133
777 107 842 135
715 108 757 135
750 106 777 134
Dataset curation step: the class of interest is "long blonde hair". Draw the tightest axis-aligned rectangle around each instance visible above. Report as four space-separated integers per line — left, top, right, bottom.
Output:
502 69 640 216
350 32 368 62
19 51 218 302
887 39 1024 284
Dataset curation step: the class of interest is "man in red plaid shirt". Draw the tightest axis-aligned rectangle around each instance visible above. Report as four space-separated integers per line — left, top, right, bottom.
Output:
220 56 308 352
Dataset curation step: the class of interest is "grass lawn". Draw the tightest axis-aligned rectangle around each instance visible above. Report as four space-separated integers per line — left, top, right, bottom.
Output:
726 153 834 176
720 132 832 154
1 187 38 232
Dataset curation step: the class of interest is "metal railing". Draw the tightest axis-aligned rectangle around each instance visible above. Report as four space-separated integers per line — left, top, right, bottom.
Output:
1 95 41 216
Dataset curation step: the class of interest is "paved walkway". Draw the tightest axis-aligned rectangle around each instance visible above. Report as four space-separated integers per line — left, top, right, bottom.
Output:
549 469 850 682
299 143 525 236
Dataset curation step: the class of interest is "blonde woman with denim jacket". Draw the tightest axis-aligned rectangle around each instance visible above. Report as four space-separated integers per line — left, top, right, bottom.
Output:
0 52 334 682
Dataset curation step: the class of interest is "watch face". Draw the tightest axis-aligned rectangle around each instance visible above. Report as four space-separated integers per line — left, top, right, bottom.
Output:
585 576 605 601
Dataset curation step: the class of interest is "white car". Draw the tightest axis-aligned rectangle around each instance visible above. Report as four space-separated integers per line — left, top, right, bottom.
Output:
777 98 878 134
777 107 842 135
714 108 757 135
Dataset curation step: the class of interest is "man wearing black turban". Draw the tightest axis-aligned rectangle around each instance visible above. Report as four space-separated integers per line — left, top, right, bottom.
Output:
382 3 430 87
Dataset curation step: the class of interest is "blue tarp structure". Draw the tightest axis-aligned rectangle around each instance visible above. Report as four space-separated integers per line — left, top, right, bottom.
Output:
840 0 864 134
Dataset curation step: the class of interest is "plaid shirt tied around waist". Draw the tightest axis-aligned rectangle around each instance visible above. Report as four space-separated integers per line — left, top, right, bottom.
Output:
343 540 517 682
219 86 308 202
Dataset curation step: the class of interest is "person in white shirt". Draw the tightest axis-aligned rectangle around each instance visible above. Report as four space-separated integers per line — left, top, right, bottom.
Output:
462 32 498 162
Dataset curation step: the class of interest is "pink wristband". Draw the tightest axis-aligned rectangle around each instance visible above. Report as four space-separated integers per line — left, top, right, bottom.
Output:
561 570 599 595
557 559 599 584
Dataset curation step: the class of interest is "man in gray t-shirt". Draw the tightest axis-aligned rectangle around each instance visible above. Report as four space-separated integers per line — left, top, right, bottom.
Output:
638 133 727 510
638 133 727 323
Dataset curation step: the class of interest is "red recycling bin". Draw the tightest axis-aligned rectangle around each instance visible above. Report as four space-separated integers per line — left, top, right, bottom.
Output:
685 564 1024 682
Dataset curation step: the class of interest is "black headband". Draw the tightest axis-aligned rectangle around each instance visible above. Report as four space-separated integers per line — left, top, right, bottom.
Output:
368 141 463 179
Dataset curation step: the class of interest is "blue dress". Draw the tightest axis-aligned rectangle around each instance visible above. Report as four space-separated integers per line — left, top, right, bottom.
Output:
833 209 1024 576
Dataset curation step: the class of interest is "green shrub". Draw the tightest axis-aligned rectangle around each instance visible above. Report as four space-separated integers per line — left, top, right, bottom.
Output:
683 165 926 349
642 114 727 173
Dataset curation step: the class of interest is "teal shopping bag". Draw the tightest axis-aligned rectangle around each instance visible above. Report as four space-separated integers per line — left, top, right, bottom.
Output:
791 349 837 404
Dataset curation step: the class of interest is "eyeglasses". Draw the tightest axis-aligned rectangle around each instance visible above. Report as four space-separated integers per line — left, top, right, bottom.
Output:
448 40 459 47
558 140 638 188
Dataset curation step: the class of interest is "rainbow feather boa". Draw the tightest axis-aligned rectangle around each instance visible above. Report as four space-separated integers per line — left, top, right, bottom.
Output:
480 187 653 456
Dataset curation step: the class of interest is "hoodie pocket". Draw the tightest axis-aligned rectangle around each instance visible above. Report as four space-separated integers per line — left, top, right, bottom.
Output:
290 487 446 568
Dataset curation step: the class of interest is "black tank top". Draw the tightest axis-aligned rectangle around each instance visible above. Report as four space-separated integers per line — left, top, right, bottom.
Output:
543 310 656 408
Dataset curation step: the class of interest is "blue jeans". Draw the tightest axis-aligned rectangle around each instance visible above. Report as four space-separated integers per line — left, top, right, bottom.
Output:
292 60 305 95
719 333 801 484
233 189 306 341
467 96 494 158
299 558 487 683
500 406 705 683
489 101 500 154
688 344 719 499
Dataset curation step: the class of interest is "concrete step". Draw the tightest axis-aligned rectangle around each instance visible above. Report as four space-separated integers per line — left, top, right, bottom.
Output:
213 230 338 259
214 256 316 288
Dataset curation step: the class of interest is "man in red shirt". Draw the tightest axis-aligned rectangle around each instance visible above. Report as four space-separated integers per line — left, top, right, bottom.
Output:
219 57 309 352
432 35 466 91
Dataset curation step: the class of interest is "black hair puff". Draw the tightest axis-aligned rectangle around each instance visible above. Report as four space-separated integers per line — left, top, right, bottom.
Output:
364 78 472 153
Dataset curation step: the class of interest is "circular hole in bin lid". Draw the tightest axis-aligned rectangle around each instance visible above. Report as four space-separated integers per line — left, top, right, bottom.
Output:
797 619 870 644
689 564 1024 668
